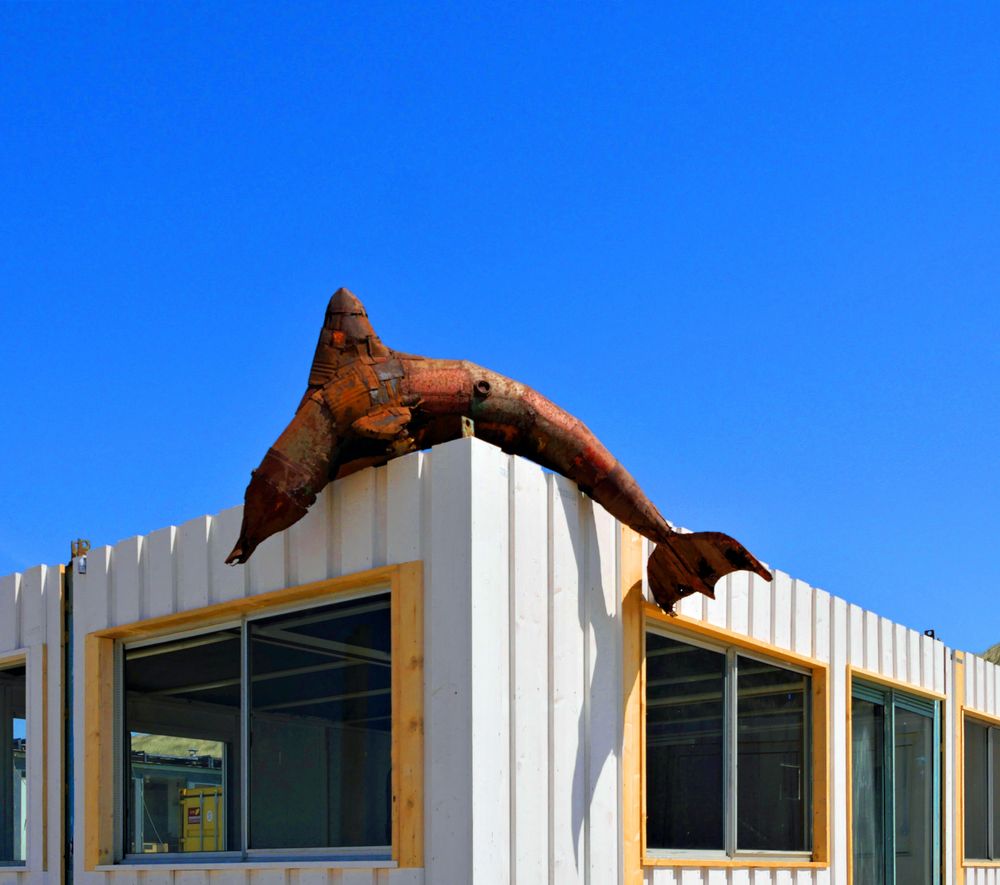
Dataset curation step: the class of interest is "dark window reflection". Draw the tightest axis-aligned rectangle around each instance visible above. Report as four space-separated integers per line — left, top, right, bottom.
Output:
852 697 886 885
124 632 241 854
645 633 725 850
736 657 811 852
965 720 989 860
249 593 391 850
0 665 26 864
894 707 934 883
992 728 1000 860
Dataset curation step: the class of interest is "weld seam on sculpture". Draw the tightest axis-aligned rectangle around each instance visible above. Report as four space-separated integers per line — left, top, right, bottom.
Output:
227 288 772 614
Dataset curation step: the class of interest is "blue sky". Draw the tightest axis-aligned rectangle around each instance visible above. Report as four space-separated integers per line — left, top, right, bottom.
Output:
1 3 997 652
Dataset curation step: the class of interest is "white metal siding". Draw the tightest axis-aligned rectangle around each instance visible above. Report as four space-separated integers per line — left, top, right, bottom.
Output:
1 437 994 884
0 564 63 885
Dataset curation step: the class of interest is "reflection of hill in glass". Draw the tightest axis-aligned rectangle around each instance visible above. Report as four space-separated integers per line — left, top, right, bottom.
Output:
130 734 223 760
985 643 1000 665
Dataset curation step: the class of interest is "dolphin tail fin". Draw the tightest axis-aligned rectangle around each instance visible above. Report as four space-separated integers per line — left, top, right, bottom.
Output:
647 532 772 615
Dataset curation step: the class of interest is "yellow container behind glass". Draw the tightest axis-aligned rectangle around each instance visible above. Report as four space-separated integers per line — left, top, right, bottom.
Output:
179 786 223 852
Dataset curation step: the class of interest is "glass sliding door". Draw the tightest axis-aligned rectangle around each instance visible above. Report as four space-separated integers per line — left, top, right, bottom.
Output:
851 681 940 885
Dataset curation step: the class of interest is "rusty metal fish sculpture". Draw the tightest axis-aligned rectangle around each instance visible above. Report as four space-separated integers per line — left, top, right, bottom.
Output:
227 288 772 613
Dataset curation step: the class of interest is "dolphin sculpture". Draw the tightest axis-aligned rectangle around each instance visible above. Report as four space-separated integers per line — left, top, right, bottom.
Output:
227 288 772 613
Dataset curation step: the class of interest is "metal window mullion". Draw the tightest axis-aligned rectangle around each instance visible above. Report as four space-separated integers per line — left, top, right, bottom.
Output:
803 677 812 852
932 701 941 885
990 727 997 861
113 644 124 860
0 685 11 861
725 649 738 857
886 695 896 885
240 618 250 859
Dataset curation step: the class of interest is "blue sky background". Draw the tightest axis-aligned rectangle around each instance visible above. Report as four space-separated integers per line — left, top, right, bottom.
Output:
1 3 997 652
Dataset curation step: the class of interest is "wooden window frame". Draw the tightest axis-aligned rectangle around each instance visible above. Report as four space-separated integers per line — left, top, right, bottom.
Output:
621 528 830 878
84 562 423 872
958 691 1000 873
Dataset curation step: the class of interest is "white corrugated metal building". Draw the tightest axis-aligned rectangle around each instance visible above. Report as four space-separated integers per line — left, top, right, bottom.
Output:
0 437 997 885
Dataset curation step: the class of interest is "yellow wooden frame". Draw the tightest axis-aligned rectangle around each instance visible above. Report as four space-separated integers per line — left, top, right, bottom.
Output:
84 561 424 871
621 527 830 876
958 661 1000 876
844 664 947 885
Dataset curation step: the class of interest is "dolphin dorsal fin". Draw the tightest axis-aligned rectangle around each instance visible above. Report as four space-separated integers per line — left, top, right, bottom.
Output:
306 288 390 388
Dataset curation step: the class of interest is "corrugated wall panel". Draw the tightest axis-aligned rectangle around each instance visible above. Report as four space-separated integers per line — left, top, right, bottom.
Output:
584 499 620 885
0 563 62 882
510 457 549 885
549 473 585 885
0 573 20 650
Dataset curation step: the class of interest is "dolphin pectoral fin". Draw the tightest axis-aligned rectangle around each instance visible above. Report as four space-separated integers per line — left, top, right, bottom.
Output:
351 406 413 441
647 532 772 616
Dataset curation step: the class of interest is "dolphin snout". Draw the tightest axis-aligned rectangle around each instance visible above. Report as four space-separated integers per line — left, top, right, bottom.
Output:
225 538 253 566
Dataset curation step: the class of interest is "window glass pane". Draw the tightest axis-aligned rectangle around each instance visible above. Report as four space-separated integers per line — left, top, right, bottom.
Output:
124 631 241 854
1 665 27 864
851 696 886 885
894 706 934 885
736 657 810 851
992 728 1000 861
645 633 725 851
249 593 391 850
965 720 989 859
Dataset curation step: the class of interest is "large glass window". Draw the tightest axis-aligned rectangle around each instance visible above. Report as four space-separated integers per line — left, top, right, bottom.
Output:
0 663 27 865
965 717 1000 861
122 591 391 859
645 631 812 857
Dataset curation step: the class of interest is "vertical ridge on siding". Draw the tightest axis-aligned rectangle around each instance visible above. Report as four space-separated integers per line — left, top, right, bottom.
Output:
772 571 793 651
509 456 549 885
209 505 246 604
339 469 376 576
177 516 211 613
112 537 142 627
830 598 848 885
469 441 511 883
373 462 389 568
792 579 812 657
585 500 619 885
749 571 771 642
704 569 727 629
425 439 473 882
246 520 284 596
19 567 44 648
385 452 424 566
287 486 330 587
0 572 21 651
143 526 177 620
549 473 585 885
